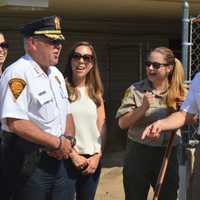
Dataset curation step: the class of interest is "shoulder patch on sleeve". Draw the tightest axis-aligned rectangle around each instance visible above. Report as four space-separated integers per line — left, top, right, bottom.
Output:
8 78 26 99
123 88 132 99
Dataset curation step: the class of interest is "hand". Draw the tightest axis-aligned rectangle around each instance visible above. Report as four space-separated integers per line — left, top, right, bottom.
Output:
141 120 163 140
82 153 101 175
70 151 89 170
60 137 72 157
48 137 72 160
141 91 155 111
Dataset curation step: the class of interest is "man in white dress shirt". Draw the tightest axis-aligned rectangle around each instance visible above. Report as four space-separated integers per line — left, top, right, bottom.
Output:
0 16 75 200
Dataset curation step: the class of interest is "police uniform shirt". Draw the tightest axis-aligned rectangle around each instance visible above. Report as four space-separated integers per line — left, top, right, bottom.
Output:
181 72 200 134
0 54 70 137
116 79 180 146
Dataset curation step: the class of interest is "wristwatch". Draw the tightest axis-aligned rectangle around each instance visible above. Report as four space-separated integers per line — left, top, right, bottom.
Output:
63 135 76 147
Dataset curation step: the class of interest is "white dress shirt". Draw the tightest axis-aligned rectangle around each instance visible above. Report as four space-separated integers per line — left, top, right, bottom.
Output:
181 72 200 133
0 54 71 137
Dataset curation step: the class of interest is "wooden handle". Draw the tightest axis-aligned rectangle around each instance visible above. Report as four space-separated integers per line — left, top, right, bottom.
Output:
153 131 177 200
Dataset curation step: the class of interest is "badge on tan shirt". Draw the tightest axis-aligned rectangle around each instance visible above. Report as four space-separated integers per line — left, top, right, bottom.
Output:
9 78 26 99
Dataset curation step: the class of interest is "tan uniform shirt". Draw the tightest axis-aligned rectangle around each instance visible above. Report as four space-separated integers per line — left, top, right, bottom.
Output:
116 79 180 147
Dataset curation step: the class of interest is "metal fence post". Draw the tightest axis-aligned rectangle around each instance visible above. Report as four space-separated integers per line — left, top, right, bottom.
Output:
182 0 190 80
179 1 190 200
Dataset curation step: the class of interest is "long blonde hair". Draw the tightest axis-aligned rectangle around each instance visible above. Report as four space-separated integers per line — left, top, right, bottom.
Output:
64 41 104 107
150 47 187 111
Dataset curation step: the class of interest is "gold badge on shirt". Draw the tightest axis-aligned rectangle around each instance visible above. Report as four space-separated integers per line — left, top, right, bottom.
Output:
9 78 26 99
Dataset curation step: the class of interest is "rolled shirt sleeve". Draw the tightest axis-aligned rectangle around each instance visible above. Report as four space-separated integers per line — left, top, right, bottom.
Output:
116 86 136 119
181 73 200 114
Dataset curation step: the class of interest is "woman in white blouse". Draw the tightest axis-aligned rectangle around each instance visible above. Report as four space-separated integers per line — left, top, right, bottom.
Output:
64 41 106 200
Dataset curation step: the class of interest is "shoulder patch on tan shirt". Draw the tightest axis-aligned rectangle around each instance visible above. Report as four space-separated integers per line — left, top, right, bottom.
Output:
123 88 132 99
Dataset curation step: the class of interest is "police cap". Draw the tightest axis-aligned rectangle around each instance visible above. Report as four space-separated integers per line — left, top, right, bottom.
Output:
19 15 65 40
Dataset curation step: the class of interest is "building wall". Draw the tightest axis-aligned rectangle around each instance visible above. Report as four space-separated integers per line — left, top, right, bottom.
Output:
0 14 181 151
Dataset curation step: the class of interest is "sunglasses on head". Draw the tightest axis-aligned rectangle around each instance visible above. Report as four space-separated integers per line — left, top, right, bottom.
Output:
145 61 169 69
71 52 94 63
0 42 9 49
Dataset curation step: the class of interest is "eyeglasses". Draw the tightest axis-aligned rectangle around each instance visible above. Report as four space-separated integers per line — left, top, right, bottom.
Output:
44 38 63 45
33 36 63 46
71 52 94 63
145 61 169 69
0 42 9 49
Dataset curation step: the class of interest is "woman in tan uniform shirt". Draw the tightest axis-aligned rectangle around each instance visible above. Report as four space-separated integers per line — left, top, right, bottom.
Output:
116 47 187 200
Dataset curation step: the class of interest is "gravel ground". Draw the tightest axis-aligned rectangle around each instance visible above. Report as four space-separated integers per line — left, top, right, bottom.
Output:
95 151 153 200
95 147 200 200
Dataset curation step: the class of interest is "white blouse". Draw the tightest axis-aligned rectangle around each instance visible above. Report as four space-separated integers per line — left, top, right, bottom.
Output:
71 87 101 155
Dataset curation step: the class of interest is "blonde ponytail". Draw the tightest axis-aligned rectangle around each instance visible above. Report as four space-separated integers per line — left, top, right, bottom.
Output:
166 58 187 110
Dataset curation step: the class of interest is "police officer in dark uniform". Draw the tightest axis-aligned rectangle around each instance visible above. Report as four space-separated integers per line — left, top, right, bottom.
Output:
0 16 76 200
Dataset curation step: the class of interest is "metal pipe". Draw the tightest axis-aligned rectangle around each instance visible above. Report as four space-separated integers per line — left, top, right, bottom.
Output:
182 0 190 80
179 2 190 200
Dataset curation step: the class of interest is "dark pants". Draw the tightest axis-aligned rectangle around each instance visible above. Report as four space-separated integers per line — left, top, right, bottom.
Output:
13 153 74 200
123 139 179 200
65 155 102 200
0 136 26 200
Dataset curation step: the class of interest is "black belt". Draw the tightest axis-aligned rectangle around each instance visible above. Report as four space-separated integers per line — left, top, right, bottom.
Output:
1 130 44 153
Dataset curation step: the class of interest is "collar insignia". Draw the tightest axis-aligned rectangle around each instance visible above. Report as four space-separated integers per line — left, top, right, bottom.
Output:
55 76 61 85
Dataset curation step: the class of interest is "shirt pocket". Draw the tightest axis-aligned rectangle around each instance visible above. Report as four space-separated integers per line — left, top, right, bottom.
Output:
36 92 58 122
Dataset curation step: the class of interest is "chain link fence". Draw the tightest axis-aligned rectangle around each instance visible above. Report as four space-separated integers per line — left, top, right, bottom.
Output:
183 16 200 145
190 16 200 80
182 16 200 143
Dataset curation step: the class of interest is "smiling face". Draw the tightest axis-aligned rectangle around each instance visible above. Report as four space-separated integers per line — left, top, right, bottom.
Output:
0 33 8 69
71 45 94 85
146 51 173 84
